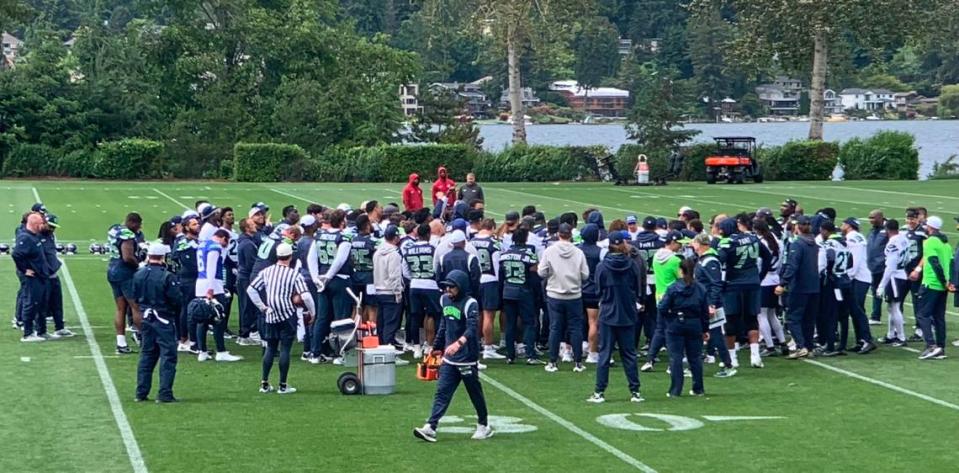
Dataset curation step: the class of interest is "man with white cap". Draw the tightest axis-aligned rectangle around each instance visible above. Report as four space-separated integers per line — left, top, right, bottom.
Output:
910 216 955 360
133 241 181 403
438 230 481 299
246 242 315 394
197 203 221 243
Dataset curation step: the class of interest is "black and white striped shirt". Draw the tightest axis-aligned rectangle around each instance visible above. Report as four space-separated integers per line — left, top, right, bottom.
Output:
249 264 309 324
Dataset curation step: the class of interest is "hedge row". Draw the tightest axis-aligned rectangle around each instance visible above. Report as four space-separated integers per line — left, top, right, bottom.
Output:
1 139 164 179
2 131 920 182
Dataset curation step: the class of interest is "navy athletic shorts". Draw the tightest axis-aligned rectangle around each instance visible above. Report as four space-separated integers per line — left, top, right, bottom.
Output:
109 279 134 300
885 278 909 303
410 288 442 319
760 285 781 309
478 281 501 312
723 287 761 316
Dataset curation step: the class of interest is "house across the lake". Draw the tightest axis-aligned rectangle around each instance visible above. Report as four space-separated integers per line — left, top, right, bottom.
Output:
839 88 895 111
549 80 630 118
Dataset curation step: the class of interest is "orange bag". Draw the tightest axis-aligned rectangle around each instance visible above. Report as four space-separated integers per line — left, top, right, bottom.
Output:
416 353 441 381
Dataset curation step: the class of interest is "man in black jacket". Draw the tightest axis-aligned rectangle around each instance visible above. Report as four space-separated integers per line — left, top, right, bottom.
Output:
13 212 51 342
414 270 492 443
134 242 181 403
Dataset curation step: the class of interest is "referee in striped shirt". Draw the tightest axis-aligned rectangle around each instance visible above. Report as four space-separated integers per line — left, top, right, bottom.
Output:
246 242 314 394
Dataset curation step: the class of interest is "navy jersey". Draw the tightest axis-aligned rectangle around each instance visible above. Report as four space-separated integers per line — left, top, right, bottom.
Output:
471 236 501 277
173 236 199 282
629 231 664 278
315 230 353 277
252 236 298 279
904 226 926 273
350 233 378 284
499 247 537 300
718 232 766 288
821 234 852 288
107 225 145 282
403 241 438 282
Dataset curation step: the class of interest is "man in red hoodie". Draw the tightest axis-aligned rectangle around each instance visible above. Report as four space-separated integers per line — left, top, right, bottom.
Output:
403 173 424 212
431 166 456 208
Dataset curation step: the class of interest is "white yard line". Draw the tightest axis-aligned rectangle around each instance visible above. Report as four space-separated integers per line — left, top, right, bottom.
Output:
803 359 959 412
269 188 326 206
32 186 42 203
61 261 147 473
811 185 959 202
152 188 190 210
479 373 657 473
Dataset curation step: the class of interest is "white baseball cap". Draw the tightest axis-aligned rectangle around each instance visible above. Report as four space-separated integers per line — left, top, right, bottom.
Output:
276 242 293 257
147 242 170 257
450 230 467 244
300 215 317 227
926 216 943 230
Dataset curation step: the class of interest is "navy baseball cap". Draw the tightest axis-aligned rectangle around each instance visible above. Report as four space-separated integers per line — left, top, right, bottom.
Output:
608 230 628 245
626 215 637 225
451 218 468 231
45 214 60 228
383 225 400 240
252 202 269 212
505 211 520 222
663 230 684 244
655 217 668 229
169 215 183 225
793 215 812 225
558 223 573 237
642 216 657 229
843 217 860 229
31 203 47 214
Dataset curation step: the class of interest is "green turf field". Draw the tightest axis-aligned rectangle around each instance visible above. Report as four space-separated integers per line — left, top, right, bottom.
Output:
2 180 958 473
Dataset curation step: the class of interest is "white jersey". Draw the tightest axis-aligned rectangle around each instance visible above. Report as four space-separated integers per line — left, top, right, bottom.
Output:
845 230 872 284
879 233 909 287
759 237 781 286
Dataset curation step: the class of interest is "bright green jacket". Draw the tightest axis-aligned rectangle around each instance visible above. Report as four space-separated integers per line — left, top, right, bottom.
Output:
921 234 953 291
653 249 682 301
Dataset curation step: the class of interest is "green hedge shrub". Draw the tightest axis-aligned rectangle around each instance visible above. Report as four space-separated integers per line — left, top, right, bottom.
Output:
1 144 60 177
474 145 608 182
839 131 919 180
96 139 164 179
929 155 959 180
759 140 839 181
234 143 309 182
57 149 98 178
304 144 475 183
680 143 717 181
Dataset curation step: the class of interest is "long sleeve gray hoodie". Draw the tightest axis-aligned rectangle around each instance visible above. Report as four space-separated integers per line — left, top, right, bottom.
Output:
373 242 404 300
538 240 589 300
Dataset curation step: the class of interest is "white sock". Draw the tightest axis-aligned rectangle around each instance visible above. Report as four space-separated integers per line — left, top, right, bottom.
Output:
889 303 904 340
750 342 760 359
769 313 786 344
116 335 127 347
728 349 737 363
758 309 775 348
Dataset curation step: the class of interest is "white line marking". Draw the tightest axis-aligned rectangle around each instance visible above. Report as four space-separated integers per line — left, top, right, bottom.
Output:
74 355 121 359
61 261 147 472
32 186 42 203
20 356 31 362
269 188 324 206
803 359 959 412
814 185 959 201
479 373 657 473
701 415 785 422
153 188 190 210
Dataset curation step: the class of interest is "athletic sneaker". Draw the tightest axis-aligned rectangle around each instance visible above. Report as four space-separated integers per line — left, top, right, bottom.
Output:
236 337 257 346
878 336 896 344
215 351 242 362
332 357 345 366
477 362 487 371
560 352 574 363
156 397 178 404
640 361 654 372
630 392 645 403
750 357 764 368
714 367 737 378
868 319 882 326
483 347 505 360
908 334 925 342
544 363 559 373
132 331 142 346
197 351 211 362
689 390 705 397
573 363 586 373
11 317 20 330
759 347 779 357
308 356 324 365
820 350 842 357
952 340 959 347
54 328 75 338
585 352 599 364
395 358 410 366
704 354 716 364
249 332 262 343
858 342 878 354
526 358 544 366
300 352 312 362
413 345 424 359
471 424 494 440
586 392 605 404
890 339 907 347
787 348 809 359
413 424 437 443
116 345 134 354
277 385 297 395
223 330 235 340
21 334 45 343
260 383 274 393
919 346 944 360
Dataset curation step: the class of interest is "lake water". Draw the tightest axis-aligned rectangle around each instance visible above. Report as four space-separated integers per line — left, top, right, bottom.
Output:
478 120 959 178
